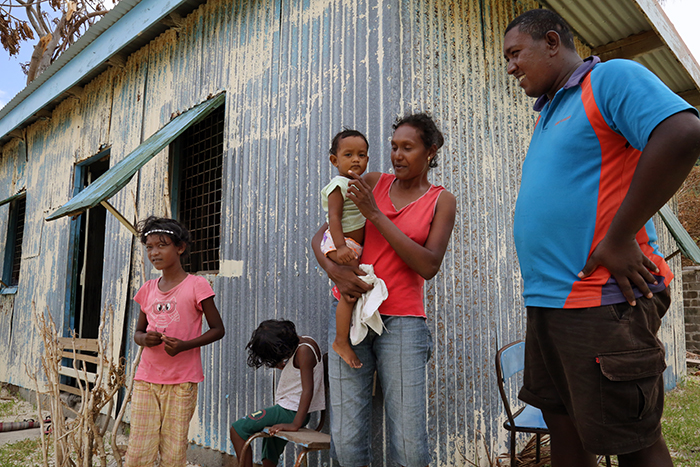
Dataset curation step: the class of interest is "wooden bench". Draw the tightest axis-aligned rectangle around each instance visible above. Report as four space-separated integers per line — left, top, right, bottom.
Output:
57 337 101 396
240 353 331 467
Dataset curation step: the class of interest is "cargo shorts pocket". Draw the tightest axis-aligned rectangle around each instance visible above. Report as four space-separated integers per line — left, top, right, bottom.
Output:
597 347 666 425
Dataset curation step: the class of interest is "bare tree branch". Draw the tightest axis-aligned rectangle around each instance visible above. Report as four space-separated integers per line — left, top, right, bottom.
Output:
2 0 117 82
20 1 46 36
35 1 51 36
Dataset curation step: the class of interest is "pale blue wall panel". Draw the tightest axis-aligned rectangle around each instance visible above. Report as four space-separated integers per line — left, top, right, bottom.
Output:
0 0 689 465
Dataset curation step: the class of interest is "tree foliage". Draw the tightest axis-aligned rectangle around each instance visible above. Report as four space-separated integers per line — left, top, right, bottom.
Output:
0 1 117 85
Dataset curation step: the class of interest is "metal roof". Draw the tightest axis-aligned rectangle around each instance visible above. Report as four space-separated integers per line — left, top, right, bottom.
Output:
0 0 699 144
0 0 209 145
544 0 700 98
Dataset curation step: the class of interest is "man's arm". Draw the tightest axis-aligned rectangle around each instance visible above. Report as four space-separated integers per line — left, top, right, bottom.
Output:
579 110 700 304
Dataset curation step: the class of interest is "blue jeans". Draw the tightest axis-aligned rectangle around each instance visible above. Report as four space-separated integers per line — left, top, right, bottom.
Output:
327 299 433 467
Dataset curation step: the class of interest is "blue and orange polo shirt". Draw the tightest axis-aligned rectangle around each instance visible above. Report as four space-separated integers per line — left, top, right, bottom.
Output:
514 57 697 308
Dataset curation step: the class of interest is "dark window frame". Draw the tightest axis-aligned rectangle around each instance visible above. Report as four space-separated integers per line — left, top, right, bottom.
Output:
170 104 225 274
2 194 27 294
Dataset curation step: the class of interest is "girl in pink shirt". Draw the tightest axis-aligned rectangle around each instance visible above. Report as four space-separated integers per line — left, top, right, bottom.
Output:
125 216 225 467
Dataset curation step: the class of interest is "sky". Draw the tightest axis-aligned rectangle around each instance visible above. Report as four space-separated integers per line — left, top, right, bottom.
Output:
1 0 700 109
0 1 116 109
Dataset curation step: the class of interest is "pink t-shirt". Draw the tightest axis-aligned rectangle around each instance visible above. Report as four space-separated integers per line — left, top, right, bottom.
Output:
133 274 215 384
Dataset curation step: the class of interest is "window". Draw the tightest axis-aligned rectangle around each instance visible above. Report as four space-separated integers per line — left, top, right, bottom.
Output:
67 154 109 338
2 195 26 291
171 104 225 273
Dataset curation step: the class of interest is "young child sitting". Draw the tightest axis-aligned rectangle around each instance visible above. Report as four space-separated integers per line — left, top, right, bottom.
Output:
229 320 325 467
321 129 370 368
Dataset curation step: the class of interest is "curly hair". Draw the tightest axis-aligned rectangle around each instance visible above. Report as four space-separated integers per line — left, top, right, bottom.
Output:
246 319 300 369
329 128 369 155
136 216 191 256
393 113 444 169
505 9 576 51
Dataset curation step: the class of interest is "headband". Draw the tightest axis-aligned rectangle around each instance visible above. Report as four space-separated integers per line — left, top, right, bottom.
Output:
144 229 175 237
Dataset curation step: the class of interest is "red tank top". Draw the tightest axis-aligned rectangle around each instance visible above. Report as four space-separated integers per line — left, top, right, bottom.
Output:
362 173 445 317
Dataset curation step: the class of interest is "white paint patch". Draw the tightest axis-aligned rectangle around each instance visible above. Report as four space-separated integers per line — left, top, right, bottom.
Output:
218 259 244 277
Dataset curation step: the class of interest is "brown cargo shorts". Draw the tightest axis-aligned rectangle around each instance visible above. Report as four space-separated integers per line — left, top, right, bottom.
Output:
518 288 671 455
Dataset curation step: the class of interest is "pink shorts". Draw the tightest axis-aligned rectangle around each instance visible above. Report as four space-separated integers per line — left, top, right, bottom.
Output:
320 229 363 258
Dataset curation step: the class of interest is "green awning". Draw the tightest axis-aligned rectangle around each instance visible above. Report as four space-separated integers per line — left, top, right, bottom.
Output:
46 93 225 221
0 190 25 207
659 203 700 264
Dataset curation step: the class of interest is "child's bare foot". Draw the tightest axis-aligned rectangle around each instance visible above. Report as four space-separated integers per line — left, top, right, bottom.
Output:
333 339 362 368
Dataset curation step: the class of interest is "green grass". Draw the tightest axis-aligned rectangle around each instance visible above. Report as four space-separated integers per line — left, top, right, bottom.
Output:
0 400 18 419
0 437 44 467
0 376 696 467
662 373 700 466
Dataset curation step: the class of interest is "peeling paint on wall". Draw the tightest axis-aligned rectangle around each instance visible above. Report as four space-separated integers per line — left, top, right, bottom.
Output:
218 260 244 278
0 0 690 465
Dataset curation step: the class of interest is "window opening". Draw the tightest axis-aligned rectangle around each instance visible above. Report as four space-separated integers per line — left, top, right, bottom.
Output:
173 104 224 273
70 156 109 339
62 155 109 391
3 195 26 289
10 197 25 286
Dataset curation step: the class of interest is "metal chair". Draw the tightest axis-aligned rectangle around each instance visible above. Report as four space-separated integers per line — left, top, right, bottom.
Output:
495 340 611 467
496 340 549 466
240 353 330 467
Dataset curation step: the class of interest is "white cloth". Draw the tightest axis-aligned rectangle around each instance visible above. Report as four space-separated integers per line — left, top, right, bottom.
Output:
349 264 388 345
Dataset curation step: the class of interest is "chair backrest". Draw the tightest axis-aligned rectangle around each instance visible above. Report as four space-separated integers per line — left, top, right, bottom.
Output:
495 340 526 424
499 341 525 380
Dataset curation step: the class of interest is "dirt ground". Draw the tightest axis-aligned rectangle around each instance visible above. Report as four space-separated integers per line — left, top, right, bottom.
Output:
0 383 203 467
0 384 49 423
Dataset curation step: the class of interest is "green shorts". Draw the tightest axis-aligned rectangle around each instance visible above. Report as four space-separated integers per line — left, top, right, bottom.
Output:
231 404 310 463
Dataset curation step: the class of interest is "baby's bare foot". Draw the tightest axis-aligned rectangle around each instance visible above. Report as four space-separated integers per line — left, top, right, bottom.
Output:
333 340 362 368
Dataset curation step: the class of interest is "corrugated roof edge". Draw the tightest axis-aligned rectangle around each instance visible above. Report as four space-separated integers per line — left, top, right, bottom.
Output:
0 0 139 121
636 0 700 91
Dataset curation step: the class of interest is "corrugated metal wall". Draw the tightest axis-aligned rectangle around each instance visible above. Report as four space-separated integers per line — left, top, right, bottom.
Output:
0 0 688 465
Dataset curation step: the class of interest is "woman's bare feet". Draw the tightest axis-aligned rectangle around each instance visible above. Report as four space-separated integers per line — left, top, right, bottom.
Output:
333 339 362 368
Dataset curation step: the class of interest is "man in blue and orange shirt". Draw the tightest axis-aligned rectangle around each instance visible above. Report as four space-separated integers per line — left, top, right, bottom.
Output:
504 8 700 467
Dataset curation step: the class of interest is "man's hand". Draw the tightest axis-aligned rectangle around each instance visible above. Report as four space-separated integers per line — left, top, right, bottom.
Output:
578 235 659 306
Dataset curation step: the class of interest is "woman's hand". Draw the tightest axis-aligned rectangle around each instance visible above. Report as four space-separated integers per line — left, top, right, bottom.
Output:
312 223 370 300
327 261 369 301
347 171 380 221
